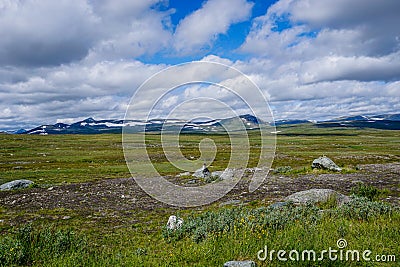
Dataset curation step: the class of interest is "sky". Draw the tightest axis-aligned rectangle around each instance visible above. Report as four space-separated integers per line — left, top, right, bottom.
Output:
0 0 400 130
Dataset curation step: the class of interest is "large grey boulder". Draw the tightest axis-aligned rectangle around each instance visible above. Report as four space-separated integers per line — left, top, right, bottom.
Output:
312 156 342 171
0 179 34 191
224 260 256 267
285 189 350 206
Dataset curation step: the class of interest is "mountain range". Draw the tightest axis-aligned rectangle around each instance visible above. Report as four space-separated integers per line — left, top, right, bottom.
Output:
6 113 400 135
315 114 400 130
18 114 264 135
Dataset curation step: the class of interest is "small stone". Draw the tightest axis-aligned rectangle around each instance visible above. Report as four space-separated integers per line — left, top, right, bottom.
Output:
62 216 71 220
192 163 212 179
177 172 190 177
47 187 54 191
166 215 183 230
224 260 256 267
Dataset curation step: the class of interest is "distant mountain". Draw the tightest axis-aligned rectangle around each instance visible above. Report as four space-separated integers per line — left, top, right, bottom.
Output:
23 114 266 135
25 118 132 135
368 114 400 121
4 129 27 134
14 129 27 134
316 113 400 130
16 113 400 134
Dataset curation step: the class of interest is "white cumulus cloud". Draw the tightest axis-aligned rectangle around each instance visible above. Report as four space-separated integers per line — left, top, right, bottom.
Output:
174 0 253 54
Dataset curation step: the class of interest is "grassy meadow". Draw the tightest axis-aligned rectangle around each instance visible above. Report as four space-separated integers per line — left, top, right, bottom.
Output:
1 124 399 185
0 124 399 266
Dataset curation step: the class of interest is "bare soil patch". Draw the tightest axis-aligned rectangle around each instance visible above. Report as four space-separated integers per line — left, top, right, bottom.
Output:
1 163 399 225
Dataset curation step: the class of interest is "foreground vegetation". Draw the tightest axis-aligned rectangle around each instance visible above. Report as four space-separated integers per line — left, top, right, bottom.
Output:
1 197 399 266
0 125 399 266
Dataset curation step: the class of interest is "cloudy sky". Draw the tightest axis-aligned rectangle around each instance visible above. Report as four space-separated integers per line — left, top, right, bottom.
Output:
1 0 400 130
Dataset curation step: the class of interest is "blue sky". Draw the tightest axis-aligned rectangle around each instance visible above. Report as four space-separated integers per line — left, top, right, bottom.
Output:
141 0 278 64
0 0 399 130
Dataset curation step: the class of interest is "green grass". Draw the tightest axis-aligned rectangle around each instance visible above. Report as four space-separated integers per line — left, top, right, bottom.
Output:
273 125 400 170
0 224 86 266
0 125 399 266
1 125 399 185
1 198 398 266
350 183 390 201
0 134 130 185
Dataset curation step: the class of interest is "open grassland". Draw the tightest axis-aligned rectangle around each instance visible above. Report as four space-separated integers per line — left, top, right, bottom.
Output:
1 125 399 185
0 125 399 266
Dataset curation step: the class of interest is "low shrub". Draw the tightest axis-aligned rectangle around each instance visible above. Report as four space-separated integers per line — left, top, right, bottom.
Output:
273 166 293 174
350 183 382 201
164 197 396 244
163 203 321 243
334 196 393 221
0 224 86 266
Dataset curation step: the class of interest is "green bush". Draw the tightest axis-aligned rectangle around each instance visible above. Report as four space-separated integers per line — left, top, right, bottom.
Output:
0 224 86 266
334 196 393 221
273 166 293 174
163 197 397 245
350 183 382 201
163 203 321 243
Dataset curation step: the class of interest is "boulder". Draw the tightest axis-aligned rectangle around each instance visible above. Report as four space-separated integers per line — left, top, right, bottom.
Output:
312 156 342 171
193 168 210 178
285 189 350 206
212 168 235 180
224 260 256 267
194 167 236 180
166 215 183 230
0 179 34 191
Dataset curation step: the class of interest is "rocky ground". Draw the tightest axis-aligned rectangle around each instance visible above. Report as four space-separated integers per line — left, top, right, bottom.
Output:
1 163 399 225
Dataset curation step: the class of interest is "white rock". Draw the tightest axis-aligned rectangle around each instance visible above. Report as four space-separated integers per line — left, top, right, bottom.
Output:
312 156 342 172
166 215 183 230
0 179 33 191
224 260 256 267
177 172 190 177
